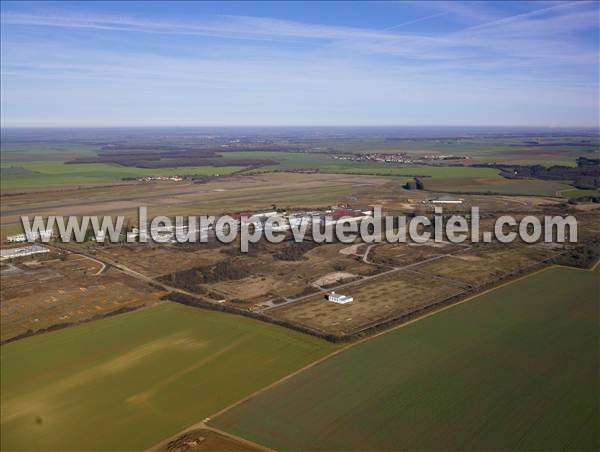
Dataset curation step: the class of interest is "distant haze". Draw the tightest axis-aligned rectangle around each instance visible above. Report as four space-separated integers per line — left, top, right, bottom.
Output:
2 126 599 145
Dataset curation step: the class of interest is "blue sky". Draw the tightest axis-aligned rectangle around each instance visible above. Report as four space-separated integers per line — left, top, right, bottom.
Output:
1 1 598 127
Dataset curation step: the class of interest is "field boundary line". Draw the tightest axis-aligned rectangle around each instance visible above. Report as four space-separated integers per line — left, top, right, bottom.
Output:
146 423 274 452
147 421 274 452
135 262 600 451
553 259 600 273
168 264 577 448
204 425 274 452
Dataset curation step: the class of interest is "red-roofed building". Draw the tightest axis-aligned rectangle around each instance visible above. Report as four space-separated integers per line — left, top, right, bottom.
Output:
229 212 251 221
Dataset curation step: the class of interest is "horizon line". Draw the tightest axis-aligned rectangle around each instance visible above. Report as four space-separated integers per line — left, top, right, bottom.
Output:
2 124 599 130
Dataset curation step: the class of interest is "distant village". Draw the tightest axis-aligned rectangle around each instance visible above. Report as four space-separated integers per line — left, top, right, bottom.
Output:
333 152 468 164
137 175 184 182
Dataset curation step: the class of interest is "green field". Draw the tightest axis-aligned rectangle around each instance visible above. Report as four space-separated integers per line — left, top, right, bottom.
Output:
269 136 597 166
0 144 584 197
0 303 337 450
0 161 244 189
212 266 599 450
223 151 574 196
426 176 573 196
1 156 571 196
557 187 600 199
222 151 505 177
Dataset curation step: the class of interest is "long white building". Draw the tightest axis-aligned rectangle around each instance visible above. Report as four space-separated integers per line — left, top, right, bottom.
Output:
6 229 54 243
0 244 50 261
327 291 353 304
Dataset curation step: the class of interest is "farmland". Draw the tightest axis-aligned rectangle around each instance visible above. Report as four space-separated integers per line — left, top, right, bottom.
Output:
0 252 165 342
211 265 599 450
270 241 560 336
153 240 378 306
0 303 337 451
0 160 244 190
0 172 393 237
221 151 576 195
1 128 599 451
425 176 573 196
2 0 600 447
327 134 598 165
3 130 595 197
271 269 465 335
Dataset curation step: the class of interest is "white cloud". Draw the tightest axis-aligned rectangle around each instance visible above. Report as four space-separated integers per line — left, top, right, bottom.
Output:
1 1 598 126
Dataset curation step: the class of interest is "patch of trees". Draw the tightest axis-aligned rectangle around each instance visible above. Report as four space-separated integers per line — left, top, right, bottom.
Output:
201 259 248 283
68 148 217 164
160 259 249 293
273 241 320 261
221 239 269 257
67 152 279 169
552 238 600 269
577 156 600 166
513 141 595 147
474 157 600 189
403 177 424 190
98 143 307 153
570 196 600 204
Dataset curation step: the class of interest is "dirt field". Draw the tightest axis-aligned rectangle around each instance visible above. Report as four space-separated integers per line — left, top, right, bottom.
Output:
162 428 261 452
271 270 465 335
93 242 227 278
0 253 165 342
1 170 566 238
312 271 358 287
413 242 558 287
370 240 467 267
204 242 378 305
270 241 563 335
1 172 393 236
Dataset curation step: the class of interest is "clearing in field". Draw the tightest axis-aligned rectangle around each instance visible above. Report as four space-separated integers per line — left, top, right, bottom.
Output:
212 266 599 450
270 269 464 335
0 303 337 451
412 242 556 287
156 241 377 306
270 242 560 336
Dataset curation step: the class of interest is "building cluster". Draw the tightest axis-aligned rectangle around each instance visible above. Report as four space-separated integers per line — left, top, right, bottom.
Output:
333 153 467 164
137 175 184 182
334 153 412 164
0 244 50 261
2 208 373 248
117 207 372 243
228 208 372 231
6 229 54 243
421 155 467 161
